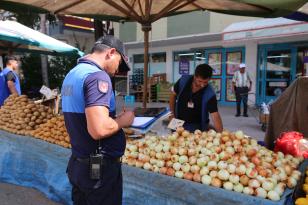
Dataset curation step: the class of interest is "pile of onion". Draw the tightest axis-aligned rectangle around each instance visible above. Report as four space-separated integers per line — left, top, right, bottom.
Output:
122 128 304 201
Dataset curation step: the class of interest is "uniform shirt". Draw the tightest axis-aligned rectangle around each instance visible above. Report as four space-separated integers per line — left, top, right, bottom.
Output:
232 70 251 88
5 71 16 82
173 77 218 124
62 60 125 159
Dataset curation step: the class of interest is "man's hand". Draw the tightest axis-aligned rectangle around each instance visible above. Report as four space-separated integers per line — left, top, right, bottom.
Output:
116 110 135 128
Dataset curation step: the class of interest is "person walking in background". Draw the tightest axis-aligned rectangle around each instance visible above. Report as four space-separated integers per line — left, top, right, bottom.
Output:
232 63 252 117
0 55 21 106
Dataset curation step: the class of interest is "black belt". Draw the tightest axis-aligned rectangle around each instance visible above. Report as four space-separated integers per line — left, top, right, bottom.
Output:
72 155 121 165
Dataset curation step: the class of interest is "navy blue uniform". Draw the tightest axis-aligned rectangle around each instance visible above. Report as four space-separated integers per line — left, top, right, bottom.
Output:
62 59 125 205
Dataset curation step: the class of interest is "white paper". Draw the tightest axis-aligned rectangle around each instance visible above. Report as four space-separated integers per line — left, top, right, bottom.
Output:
132 117 154 127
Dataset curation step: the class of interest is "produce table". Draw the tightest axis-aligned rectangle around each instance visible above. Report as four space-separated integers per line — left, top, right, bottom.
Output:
0 130 307 205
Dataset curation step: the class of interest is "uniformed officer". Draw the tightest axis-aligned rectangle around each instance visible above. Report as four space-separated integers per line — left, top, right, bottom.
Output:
169 64 223 132
61 35 135 205
0 55 21 106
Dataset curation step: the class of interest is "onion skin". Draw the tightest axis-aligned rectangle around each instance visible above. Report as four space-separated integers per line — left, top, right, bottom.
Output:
193 173 201 183
159 167 167 175
183 172 193 181
240 175 249 186
211 178 222 188
166 168 175 176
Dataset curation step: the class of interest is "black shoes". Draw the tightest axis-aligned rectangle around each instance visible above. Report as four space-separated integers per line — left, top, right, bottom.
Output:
235 113 249 117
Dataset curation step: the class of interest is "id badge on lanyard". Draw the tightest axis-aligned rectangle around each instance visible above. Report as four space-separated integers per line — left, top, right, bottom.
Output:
187 92 194 108
187 101 194 108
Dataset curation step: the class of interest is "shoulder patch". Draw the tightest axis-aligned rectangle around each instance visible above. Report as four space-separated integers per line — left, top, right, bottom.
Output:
98 80 109 93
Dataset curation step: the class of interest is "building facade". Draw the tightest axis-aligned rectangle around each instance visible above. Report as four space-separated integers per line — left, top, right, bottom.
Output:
113 11 308 105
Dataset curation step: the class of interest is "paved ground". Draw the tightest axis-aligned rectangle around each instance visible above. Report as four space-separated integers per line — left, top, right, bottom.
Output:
0 103 265 205
0 182 60 205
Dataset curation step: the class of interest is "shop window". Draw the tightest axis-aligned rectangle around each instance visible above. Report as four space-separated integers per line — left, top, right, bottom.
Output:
266 50 291 79
208 52 222 76
226 51 242 75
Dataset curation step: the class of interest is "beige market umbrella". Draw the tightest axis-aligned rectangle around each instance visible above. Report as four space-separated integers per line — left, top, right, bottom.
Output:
1 0 306 108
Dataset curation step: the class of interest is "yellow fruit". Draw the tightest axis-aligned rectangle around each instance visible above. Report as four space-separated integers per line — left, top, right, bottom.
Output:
295 197 308 205
303 184 308 194
305 177 308 184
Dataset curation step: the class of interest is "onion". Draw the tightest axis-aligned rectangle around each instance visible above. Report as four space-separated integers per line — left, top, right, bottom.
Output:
291 170 301 180
135 160 144 168
187 148 196 157
210 170 218 178
155 152 163 160
233 140 241 146
150 150 156 158
171 155 179 163
243 187 254 195
278 171 287 181
201 175 212 185
274 183 286 196
176 127 184 135
247 148 257 157
240 175 249 186
166 168 175 176
181 163 191 173
219 151 229 161
152 165 160 173
197 157 207 167
258 169 268 177
246 168 258 178
221 135 230 143
255 187 267 198
182 130 190 137
211 177 222 188
149 158 157 165
223 182 234 190
162 145 170 152
200 167 210 176
154 144 163 153
256 175 266 184
240 156 248 163
287 177 297 188
143 162 152 170
128 144 138 152
194 129 202 135
248 179 260 188
159 167 167 175
170 147 178 155
163 152 171 161
226 147 235 155
210 153 219 162
267 190 280 201
218 169 230 181
208 161 218 170
173 162 181 171
262 180 274 191
183 172 193 180
190 165 201 174
156 160 165 168
251 156 261 166
189 156 197 165
229 174 240 184
218 161 228 170
283 164 293 176
193 173 201 182
233 183 244 193
179 155 188 164
236 164 246 175
227 164 236 174
213 138 220 146
175 171 184 179
166 160 173 167
127 158 136 166
235 130 244 139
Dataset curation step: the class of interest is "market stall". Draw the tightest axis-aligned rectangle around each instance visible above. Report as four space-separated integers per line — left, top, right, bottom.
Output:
1 129 308 205
0 94 308 205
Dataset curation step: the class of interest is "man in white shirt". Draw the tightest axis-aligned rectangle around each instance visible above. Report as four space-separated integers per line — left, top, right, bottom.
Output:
232 63 252 117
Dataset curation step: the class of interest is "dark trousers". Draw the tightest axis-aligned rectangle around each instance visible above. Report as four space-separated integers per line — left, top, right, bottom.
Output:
67 156 123 205
235 87 249 115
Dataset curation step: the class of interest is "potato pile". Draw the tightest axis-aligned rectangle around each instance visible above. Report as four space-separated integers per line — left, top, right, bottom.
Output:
30 115 71 148
0 94 54 135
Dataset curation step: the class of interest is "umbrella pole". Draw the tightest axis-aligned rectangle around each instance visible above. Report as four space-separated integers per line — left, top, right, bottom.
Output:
142 24 151 108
